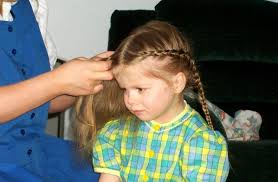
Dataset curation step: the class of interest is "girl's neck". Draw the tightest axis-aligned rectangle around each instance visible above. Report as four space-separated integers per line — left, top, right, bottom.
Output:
153 97 186 124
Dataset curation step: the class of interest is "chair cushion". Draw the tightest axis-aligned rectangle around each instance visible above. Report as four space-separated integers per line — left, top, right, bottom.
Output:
155 0 278 63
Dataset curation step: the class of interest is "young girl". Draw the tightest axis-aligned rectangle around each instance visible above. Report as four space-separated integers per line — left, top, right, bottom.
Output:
75 20 229 181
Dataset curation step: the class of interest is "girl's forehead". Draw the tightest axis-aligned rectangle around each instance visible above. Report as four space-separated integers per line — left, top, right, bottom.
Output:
112 63 146 78
113 66 150 88
112 56 170 76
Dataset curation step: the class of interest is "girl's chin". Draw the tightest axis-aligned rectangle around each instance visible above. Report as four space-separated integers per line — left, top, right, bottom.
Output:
133 113 152 121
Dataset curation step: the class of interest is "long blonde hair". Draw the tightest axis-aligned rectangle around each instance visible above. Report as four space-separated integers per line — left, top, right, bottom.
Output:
74 79 129 158
74 20 213 158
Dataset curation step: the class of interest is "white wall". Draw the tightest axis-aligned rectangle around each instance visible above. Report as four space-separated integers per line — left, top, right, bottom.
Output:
47 0 160 139
47 0 160 60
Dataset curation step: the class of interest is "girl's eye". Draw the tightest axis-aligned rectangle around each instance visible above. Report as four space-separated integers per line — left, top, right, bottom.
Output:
136 88 144 92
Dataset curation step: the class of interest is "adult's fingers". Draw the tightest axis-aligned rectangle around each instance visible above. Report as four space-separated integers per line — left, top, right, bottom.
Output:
87 60 112 72
89 51 114 62
92 84 104 94
95 51 114 58
90 70 113 81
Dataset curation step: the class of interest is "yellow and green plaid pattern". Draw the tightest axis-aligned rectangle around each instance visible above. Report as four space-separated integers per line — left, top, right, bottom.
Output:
93 104 229 181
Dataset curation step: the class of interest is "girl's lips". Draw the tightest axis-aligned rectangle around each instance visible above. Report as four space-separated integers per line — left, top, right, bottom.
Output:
132 110 144 115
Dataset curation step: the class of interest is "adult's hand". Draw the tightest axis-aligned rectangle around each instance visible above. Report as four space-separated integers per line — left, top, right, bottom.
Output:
52 51 114 96
0 51 114 122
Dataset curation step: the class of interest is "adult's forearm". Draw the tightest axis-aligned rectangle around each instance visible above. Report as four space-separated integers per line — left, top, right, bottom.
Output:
49 95 76 114
0 71 62 123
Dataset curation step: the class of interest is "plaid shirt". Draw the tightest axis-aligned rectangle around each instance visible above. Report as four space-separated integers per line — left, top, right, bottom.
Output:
93 104 229 181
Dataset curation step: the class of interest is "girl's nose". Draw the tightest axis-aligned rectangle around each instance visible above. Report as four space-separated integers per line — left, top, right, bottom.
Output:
125 90 137 106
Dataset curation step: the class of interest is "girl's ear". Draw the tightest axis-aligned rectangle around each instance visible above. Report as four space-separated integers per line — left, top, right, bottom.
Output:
172 72 186 94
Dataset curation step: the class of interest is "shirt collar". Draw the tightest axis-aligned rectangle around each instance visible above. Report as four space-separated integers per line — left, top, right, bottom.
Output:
144 101 193 133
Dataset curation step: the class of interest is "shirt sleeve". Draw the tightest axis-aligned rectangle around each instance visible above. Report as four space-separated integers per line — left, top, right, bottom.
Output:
31 0 57 70
181 130 230 182
92 120 122 177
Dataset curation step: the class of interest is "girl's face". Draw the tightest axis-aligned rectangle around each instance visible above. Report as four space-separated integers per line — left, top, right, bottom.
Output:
114 57 185 124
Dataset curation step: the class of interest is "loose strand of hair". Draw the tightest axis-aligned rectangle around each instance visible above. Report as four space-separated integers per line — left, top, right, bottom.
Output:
74 95 97 159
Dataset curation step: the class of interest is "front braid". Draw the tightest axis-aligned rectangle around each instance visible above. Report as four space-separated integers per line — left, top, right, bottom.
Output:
138 49 191 61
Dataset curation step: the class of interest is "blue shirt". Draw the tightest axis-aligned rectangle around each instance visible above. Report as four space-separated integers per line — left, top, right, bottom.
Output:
0 0 99 181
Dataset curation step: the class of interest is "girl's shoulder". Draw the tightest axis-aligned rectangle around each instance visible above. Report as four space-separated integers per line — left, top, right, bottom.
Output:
98 119 121 136
185 108 226 144
98 117 136 137
184 107 209 130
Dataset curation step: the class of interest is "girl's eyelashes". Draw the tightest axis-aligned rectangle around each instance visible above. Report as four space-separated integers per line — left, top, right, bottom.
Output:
136 88 149 93
136 88 143 92
121 87 148 93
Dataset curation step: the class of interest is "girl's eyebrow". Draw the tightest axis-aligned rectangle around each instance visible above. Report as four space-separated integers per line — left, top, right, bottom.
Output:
135 84 150 87
118 83 150 89
130 84 151 88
